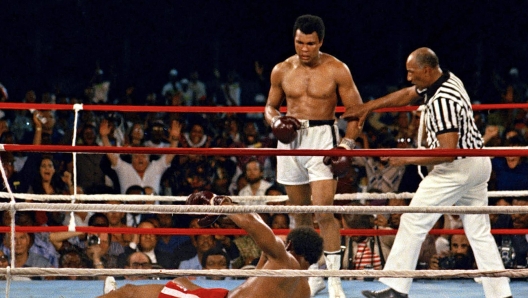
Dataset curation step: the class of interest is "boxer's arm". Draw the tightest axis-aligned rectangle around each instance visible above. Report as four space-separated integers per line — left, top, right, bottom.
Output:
336 61 363 140
264 63 286 125
227 209 289 262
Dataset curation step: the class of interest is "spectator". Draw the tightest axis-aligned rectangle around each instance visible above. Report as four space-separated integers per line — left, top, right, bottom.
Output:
10 89 36 144
144 120 169 148
27 155 74 226
124 122 146 147
161 69 182 98
341 203 387 271
80 213 125 278
11 232 54 278
0 151 32 194
209 218 241 269
188 70 207 105
178 221 217 276
230 120 274 182
106 200 133 248
123 251 152 280
74 123 116 193
119 220 179 270
507 198 528 269
429 234 475 270
124 185 156 227
58 247 91 280
0 210 60 269
222 70 241 106
351 132 406 195
99 118 181 194
155 213 194 261
237 159 272 205
269 214 290 230
489 197 514 248
201 247 230 280
490 135 528 191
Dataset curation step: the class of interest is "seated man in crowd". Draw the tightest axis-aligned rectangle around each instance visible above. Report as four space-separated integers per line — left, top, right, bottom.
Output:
98 191 323 298
341 203 388 271
118 220 179 270
429 233 475 270
201 247 231 280
237 158 272 205
124 251 153 280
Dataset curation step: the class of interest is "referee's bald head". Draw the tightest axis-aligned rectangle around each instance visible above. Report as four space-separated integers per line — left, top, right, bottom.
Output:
412 47 439 69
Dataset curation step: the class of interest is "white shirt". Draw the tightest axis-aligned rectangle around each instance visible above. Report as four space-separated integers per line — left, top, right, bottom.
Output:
112 156 170 194
238 179 272 205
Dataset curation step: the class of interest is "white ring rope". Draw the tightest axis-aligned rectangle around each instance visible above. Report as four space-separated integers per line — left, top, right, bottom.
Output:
1 190 527 203
0 268 527 279
69 103 83 232
1 202 528 215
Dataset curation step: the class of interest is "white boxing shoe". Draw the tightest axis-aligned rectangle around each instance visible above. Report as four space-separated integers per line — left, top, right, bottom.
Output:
328 276 346 298
308 275 326 297
103 276 117 294
308 263 325 296
325 253 346 298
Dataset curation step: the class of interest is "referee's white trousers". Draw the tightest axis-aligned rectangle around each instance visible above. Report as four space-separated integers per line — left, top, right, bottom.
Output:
379 157 512 298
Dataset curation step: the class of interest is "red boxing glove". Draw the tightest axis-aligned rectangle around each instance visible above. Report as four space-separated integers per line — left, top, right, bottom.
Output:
272 116 301 144
323 138 355 178
186 191 232 227
323 148 351 178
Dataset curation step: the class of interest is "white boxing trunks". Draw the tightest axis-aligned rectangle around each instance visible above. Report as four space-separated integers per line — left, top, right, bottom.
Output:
276 119 339 185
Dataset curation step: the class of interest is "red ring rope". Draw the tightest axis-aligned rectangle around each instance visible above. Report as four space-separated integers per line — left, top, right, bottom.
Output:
1 102 528 113
2 145 527 158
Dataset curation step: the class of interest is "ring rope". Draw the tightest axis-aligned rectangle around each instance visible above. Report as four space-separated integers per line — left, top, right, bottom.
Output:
69 103 82 232
1 102 528 113
1 226 526 237
1 202 528 215
2 145 528 157
1 190 527 203
0 268 526 279
4 266 11 298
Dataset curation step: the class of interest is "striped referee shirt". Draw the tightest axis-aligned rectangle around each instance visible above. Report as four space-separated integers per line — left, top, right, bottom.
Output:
416 71 483 150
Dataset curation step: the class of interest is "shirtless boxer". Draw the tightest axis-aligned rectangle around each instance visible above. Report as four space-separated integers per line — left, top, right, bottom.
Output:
97 191 323 298
264 14 363 297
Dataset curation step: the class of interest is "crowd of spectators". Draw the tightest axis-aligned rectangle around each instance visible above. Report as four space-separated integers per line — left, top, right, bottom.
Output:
0 64 527 280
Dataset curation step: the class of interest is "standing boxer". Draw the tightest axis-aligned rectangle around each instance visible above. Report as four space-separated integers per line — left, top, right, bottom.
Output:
342 47 512 298
264 14 363 297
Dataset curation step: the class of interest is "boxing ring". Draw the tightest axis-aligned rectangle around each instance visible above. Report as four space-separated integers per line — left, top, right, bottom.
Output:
1 279 527 298
0 102 528 297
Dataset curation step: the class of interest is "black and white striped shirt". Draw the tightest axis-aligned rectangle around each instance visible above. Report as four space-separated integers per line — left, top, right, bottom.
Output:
416 71 483 150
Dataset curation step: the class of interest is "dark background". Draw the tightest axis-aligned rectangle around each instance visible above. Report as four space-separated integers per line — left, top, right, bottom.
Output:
1 0 527 103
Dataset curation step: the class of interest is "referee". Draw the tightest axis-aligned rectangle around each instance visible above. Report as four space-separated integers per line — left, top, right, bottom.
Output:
342 47 512 298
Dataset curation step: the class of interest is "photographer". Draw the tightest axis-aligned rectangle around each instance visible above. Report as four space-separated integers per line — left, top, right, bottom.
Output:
80 213 125 279
429 234 475 270
508 198 528 269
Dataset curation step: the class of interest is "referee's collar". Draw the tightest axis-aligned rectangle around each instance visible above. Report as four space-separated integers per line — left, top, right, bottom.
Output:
421 71 450 100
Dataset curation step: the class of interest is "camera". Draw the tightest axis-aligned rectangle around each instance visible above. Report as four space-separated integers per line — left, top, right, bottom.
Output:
438 256 456 269
498 237 516 269
87 235 100 246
